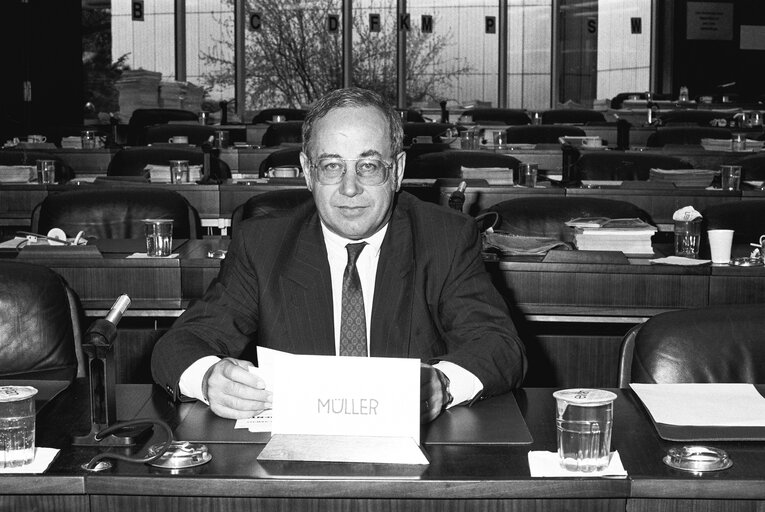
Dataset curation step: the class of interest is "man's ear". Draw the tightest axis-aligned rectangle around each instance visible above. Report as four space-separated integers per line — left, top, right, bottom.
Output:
393 151 406 192
299 152 313 191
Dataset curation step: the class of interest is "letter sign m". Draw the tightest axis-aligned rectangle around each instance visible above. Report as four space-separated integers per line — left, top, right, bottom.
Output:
631 17 642 34
421 15 433 34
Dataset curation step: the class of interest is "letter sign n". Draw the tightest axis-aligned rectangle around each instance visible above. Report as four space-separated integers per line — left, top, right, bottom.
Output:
132 1 144 21
369 13 381 32
249 12 262 31
485 16 496 34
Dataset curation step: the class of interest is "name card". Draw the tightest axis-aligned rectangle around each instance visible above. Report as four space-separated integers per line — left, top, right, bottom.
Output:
257 348 427 464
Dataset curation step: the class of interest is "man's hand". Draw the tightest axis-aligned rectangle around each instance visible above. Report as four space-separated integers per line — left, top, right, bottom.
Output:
202 357 272 419
420 363 452 424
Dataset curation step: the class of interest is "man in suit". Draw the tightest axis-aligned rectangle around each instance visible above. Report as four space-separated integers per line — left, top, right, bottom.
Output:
151 87 526 422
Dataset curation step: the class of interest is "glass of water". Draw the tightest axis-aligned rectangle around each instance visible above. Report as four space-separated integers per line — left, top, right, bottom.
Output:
144 219 174 257
1 386 37 468
553 388 616 472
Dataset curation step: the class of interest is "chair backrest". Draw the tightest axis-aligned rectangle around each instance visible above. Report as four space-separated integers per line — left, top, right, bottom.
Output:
0 261 83 380
404 149 520 180
403 122 456 145
32 188 202 239
396 109 426 122
251 108 308 125
462 108 531 126
541 109 606 125
573 151 693 182
482 196 654 242
735 153 765 181
645 126 731 147
258 147 302 178
617 304 765 386
656 110 734 127
143 124 218 146
0 149 75 182
702 199 765 251
504 125 586 144
230 188 313 237
127 108 200 145
106 146 231 181
261 121 304 147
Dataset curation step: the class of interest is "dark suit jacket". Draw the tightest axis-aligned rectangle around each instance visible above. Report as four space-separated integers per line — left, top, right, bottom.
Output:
151 192 526 401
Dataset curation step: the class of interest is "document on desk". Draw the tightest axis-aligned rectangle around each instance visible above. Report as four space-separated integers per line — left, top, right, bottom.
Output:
631 383 765 441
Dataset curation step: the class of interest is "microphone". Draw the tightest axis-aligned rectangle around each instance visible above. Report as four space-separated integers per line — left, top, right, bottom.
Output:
85 294 131 348
448 181 467 212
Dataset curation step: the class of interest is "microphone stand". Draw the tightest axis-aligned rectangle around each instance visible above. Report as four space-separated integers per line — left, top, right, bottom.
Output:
72 295 149 447
448 181 467 212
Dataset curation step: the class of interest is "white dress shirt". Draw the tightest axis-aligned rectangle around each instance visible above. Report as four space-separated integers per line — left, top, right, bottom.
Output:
180 221 483 407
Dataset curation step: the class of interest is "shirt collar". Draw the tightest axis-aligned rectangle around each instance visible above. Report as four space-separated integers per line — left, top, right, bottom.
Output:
320 221 389 255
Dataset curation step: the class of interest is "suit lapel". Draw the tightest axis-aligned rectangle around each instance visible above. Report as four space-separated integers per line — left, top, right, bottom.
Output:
370 202 415 357
279 213 336 355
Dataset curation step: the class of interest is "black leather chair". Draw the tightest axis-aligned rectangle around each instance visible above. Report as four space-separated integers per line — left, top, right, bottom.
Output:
106 146 231 181
127 108 199 146
230 188 313 237
609 92 672 109
403 122 456 145
251 108 308 125
504 125 586 144
258 147 302 178
460 108 531 126
481 196 654 243
404 150 520 180
541 109 606 125
573 152 693 182
701 199 765 256
645 126 731 147
618 304 765 386
31 188 202 240
0 261 83 380
143 124 218 146
395 109 426 122
261 121 304 147
0 149 75 183
735 153 765 181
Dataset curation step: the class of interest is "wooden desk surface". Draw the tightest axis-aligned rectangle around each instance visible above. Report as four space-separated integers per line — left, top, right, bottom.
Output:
4 383 764 511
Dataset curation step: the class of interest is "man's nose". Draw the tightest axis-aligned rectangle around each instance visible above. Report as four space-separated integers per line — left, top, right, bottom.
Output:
339 167 362 196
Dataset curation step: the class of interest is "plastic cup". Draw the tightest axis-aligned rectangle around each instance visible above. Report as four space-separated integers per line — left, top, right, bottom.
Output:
553 388 616 472
0 386 37 468
720 165 742 191
169 160 190 184
708 229 734 264
144 219 173 257
674 219 701 258
519 163 538 188
81 130 97 149
36 159 56 184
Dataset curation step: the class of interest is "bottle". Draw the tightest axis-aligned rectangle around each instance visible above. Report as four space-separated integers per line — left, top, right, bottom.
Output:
679 86 689 103
439 100 449 124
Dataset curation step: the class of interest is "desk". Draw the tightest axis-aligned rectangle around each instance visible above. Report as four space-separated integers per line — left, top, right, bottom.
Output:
3 383 764 511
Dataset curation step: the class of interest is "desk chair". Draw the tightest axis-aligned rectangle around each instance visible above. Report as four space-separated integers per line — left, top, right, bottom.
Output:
143 124 218 146
127 108 199 146
735 153 765 181
31 188 202 240
0 149 75 182
230 189 313 237
505 125 586 144
609 92 672 109
396 109 426 122
481 196 654 243
261 121 304 147
258 147 302 178
645 126 731 147
251 108 308 125
701 199 765 253
0 261 83 380
618 304 765 386
573 152 693 182
541 109 606 125
460 108 531 126
403 122 456 145
107 146 231 181
404 150 520 180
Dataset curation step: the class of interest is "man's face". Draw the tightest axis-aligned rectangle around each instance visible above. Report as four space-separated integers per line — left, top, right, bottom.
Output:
300 106 405 240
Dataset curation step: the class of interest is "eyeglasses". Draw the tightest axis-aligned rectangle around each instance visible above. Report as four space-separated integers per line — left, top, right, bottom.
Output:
309 157 394 186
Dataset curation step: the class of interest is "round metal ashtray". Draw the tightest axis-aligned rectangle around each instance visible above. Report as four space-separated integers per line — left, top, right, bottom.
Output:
146 441 212 469
731 257 764 267
663 445 732 473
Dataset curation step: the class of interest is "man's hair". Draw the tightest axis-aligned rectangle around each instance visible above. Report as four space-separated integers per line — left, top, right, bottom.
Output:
302 87 404 157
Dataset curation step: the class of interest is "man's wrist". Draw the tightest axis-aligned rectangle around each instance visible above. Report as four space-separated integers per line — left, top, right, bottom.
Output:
436 368 453 410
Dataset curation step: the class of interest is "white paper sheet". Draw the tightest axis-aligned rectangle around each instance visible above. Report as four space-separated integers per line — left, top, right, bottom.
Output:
631 383 765 426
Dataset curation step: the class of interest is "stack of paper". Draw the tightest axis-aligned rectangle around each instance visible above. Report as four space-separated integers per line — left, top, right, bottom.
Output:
0 165 34 183
61 136 83 149
649 168 717 188
115 69 162 119
567 217 657 254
